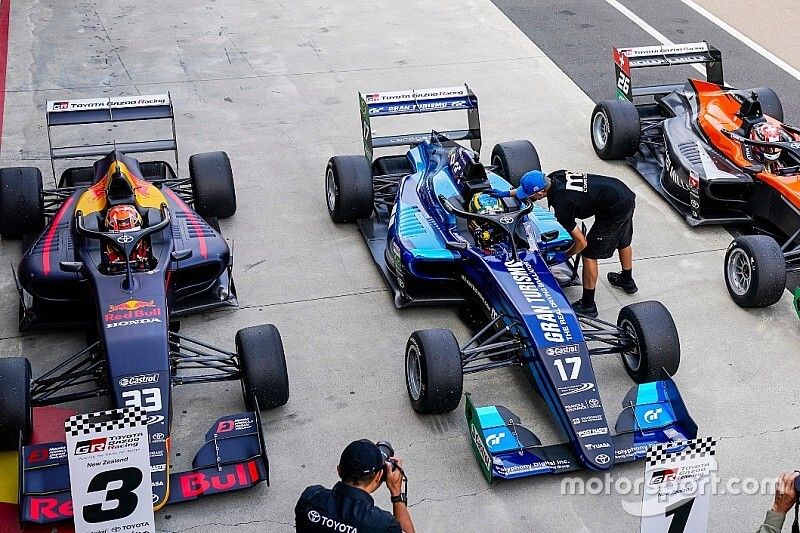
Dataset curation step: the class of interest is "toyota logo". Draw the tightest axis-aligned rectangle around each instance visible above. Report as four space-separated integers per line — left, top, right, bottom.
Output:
499 216 514 224
116 234 134 244
308 510 321 523
595 454 610 465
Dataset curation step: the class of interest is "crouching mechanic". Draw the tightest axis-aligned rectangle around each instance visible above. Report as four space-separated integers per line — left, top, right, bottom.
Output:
295 440 416 533
488 169 637 318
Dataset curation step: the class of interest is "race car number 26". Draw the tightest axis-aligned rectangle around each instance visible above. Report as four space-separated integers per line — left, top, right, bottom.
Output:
82 467 143 523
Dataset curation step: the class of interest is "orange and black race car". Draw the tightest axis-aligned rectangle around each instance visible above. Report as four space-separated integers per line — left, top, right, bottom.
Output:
589 41 800 313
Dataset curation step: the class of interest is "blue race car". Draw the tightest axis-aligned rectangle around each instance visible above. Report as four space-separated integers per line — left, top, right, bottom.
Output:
325 86 698 480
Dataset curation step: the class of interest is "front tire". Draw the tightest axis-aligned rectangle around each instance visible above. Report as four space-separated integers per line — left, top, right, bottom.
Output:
236 325 290 410
617 301 680 383
0 167 45 239
0 357 32 450
724 235 786 308
325 155 373 222
189 151 236 219
590 100 641 160
491 140 542 187
405 329 463 414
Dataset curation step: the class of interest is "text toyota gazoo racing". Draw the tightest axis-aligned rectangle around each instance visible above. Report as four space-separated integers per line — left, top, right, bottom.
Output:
590 41 800 314
325 86 698 480
0 95 290 524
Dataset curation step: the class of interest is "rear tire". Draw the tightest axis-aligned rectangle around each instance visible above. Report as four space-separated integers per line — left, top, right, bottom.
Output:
491 140 542 187
405 329 463 414
724 235 786 308
0 357 32 450
617 301 680 383
751 87 784 123
0 167 45 239
591 100 641 160
236 325 290 410
189 151 236 219
326 156 374 222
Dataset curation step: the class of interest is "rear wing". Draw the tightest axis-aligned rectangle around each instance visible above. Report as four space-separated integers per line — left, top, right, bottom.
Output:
45 93 178 177
613 42 723 101
358 85 480 161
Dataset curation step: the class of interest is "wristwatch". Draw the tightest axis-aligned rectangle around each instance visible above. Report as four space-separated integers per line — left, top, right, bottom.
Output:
390 494 406 504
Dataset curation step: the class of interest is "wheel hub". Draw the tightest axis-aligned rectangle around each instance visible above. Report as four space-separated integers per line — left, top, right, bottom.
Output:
620 319 641 372
325 168 337 212
406 344 422 401
592 111 609 150
727 248 752 296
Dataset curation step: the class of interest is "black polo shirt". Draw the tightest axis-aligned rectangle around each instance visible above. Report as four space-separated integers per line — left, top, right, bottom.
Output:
547 170 635 232
295 482 402 533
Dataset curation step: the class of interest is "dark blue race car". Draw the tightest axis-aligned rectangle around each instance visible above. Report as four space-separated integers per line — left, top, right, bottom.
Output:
0 95 289 524
326 86 698 480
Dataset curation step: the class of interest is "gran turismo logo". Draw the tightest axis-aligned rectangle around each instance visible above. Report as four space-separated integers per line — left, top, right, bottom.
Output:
643 408 662 424
486 432 505 447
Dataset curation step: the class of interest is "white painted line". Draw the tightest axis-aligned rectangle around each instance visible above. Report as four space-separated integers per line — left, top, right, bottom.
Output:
679 0 800 82
603 0 706 76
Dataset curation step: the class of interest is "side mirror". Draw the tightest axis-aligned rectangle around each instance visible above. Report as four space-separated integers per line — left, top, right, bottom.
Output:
541 230 560 243
171 249 193 261
59 261 84 273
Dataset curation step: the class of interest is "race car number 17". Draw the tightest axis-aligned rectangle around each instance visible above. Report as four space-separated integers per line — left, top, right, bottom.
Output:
65 407 155 533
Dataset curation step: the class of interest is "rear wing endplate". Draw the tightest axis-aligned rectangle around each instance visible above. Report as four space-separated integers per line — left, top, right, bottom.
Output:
613 42 723 101
358 85 480 161
45 93 178 178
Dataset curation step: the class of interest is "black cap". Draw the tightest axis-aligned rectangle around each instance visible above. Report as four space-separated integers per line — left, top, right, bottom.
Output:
339 439 384 478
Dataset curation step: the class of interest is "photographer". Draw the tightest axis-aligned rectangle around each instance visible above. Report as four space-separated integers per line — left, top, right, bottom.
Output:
756 471 799 532
295 439 415 533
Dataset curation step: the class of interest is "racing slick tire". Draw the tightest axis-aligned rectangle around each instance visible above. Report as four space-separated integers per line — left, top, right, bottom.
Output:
751 87 784 123
0 167 45 239
236 324 290 410
0 357 32 450
724 235 786 308
591 100 641 160
491 140 542 188
325 155 373 222
617 301 680 383
405 329 463 414
189 151 237 219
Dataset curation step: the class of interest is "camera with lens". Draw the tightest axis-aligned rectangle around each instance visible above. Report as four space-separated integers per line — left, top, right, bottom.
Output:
376 440 407 503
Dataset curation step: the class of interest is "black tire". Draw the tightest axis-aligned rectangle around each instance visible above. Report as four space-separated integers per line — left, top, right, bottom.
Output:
189 151 236 219
590 100 641 160
405 329 463 414
0 357 32 450
617 301 680 383
0 167 45 239
325 155 373 222
491 140 542 187
236 324 290 410
752 87 784 123
724 235 786 308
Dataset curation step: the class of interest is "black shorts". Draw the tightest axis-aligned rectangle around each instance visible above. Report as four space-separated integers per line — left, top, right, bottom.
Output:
582 208 634 260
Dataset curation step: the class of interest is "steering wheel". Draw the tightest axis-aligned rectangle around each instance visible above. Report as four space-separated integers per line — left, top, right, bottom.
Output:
438 194 534 261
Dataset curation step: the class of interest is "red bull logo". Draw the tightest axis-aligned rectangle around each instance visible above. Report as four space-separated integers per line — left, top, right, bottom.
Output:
105 300 162 325
108 299 156 313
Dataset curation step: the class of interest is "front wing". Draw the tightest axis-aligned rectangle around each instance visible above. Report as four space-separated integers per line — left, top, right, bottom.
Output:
19 411 268 524
466 379 698 482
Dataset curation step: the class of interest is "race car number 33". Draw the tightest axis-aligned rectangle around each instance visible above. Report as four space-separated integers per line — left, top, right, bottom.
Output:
65 407 155 533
